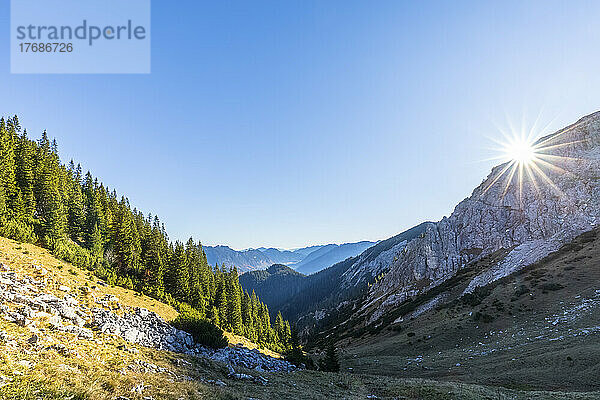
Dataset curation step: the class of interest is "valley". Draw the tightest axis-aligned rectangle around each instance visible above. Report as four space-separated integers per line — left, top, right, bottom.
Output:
2 112 600 399
1 236 597 399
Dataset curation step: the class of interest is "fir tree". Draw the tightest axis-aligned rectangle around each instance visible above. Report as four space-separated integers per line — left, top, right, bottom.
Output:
319 343 340 372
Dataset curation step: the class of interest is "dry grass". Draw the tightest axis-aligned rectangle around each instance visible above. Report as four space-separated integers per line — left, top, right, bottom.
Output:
0 237 177 320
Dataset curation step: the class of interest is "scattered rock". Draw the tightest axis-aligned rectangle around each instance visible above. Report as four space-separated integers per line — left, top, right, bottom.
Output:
28 334 39 345
131 382 149 394
47 343 72 357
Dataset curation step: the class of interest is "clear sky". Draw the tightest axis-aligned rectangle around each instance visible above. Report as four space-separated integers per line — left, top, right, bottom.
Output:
1 0 600 249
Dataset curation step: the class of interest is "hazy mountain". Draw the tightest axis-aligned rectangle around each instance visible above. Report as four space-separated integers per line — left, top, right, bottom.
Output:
205 241 374 274
204 246 268 272
291 245 327 258
294 241 376 275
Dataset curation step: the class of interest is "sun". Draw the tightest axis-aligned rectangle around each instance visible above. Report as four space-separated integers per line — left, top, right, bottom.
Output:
481 113 585 205
503 138 537 166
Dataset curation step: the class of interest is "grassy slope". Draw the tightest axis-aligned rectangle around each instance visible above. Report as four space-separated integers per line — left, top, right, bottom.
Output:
1 236 598 399
342 228 600 392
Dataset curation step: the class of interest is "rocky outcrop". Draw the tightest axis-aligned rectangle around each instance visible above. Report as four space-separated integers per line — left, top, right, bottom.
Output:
0 263 296 373
91 306 296 372
366 111 600 319
92 307 195 353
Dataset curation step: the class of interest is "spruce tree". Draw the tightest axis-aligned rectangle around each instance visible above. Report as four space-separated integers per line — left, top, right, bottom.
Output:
319 343 340 372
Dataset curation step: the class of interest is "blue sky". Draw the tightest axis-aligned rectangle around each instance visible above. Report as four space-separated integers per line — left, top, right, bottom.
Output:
1 1 600 249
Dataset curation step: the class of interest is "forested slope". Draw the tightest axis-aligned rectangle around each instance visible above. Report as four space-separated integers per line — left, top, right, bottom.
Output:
0 115 291 351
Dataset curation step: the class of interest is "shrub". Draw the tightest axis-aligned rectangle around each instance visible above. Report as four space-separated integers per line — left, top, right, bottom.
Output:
172 306 228 349
472 311 494 323
462 285 492 306
513 284 529 299
0 219 37 243
285 347 316 369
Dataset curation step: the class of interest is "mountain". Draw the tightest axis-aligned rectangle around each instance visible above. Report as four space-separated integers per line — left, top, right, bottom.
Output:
294 241 376 275
203 245 304 272
291 111 600 340
238 223 430 328
291 245 327 258
205 241 375 274
341 226 600 391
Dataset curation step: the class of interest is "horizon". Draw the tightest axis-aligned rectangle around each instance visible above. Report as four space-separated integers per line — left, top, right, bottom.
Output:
3 1 600 249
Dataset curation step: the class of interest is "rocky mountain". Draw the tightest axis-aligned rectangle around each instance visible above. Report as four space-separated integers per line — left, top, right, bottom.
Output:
362 111 600 322
294 241 376 275
203 246 302 272
205 241 375 274
341 226 600 391
294 111 600 337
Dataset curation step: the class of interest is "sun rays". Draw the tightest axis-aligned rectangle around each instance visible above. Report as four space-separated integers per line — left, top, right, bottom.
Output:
480 114 587 207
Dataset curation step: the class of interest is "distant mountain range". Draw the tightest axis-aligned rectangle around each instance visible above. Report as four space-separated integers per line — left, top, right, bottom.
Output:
294 241 375 275
204 241 376 273
238 223 430 326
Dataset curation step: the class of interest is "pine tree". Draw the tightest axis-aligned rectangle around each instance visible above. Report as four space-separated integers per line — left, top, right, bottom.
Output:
15 130 36 218
67 182 85 243
167 241 189 300
319 343 340 372
1 117 19 213
226 268 243 335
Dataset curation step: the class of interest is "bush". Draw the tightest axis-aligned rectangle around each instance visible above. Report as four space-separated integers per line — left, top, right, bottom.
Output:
462 285 492 306
0 219 37 243
172 306 228 349
472 311 494 323
285 347 316 369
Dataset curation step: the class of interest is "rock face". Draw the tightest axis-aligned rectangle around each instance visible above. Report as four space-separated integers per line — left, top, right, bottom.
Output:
365 111 600 319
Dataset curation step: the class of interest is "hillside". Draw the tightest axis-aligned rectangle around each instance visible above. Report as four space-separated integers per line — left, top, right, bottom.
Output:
291 111 600 339
0 117 293 353
2 236 590 399
337 226 600 391
239 264 307 312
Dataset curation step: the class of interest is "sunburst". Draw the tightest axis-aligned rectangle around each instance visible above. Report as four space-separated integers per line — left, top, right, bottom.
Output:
480 115 585 207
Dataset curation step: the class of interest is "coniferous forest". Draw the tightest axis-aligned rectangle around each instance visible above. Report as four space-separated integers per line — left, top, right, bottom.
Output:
0 116 292 352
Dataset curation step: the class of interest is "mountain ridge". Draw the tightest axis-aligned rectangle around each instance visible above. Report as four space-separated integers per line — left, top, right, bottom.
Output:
205 240 375 273
288 110 600 339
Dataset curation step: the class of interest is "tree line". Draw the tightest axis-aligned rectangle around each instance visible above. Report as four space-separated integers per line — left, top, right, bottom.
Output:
0 115 291 352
